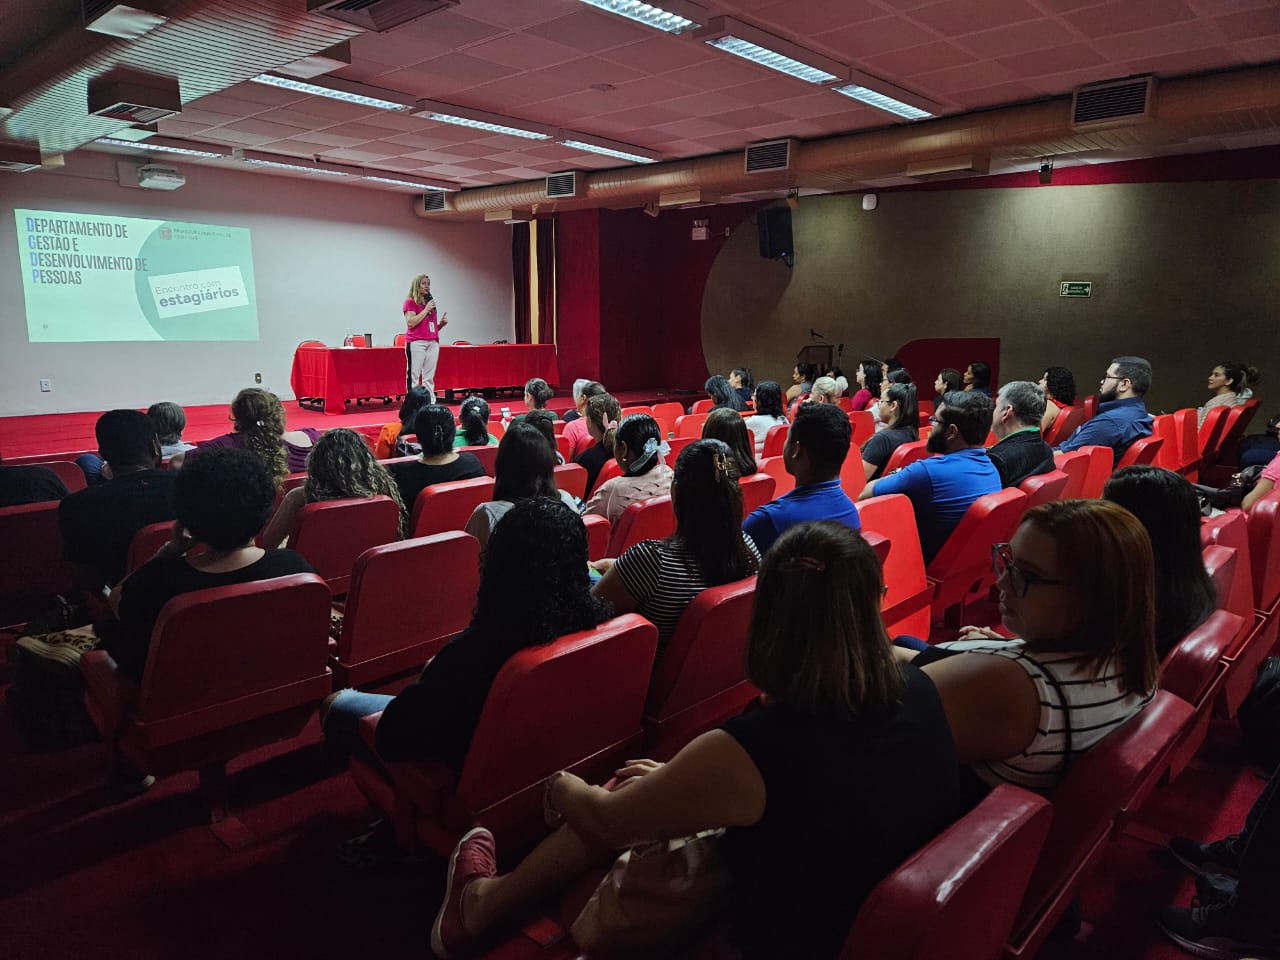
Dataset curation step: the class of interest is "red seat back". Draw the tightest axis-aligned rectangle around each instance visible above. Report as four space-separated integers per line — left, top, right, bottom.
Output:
1198 403 1231 456
644 577 758 759
582 513 610 562
590 458 623 498
1161 607 1243 708
620 405 652 420
555 435 571 463
553 463 587 501
133 573 333 751
848 410 875 447
840 447 867 501
291 496 401 595
760 456 795 500
0 501 72 629
1172 408 1202 478
1150 415 1179 471
665 436 695 463
606 495 675 558
1083 393 1099 420
1201 544 1245 621
458 444 498 476
1200 512 1256 620
841 785 1052 960
1246 492 1280 612
651 402 685 434
42 460 87 493
1115 435 1163 469
1052 450 1090 499
883 439 930 474
762 423 788 459
674 413 708 438
690 399 713 415
127 521 176 575
836 396 853 411
738 473 775 513
335 532 480 687
858 494 931 639
1078 445 1114 498
1044 405 1084 447
1219 398 1260 453
862 529 891 569
456 614 657 815
412 476 496 537
927 488 1028 620
1018 469 1069 510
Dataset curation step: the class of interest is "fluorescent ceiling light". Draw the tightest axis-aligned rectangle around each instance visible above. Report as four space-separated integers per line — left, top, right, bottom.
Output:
833 84 933 120
576 0 701 34
106 126 156 141
697 18 845 85
241 158 351 176
250 74 414 112
364 175 457 192
558 138 658 164
414 100 553 140
94 138 225 158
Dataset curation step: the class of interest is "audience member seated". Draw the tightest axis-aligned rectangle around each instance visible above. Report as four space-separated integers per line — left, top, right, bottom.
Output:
193 388 321 482
584 414 673 525
934 367 963 406
1243 449 1280 511
465 423 580 551
705 374 745 413
261 428 407 550
1199 360 1259 427
861 383 919 480
849 359 884 412
909 499 1158 796
430 521 963 960
1159 765 1280 959
386 405 486 509
825 365 849 397
147 401 196 465
988 380 1055 487
0 449 68 506
573 393 623 495
1038 366 1077 434
523 410 566 464
963 361 992 397
58 410 177 592
1058 355 1155 464
808 376 840 405
744 403 860 553
702 408 758 477
562 381 605 459
859 391 1001 564
785 362 818 404
1104 465 1216 658
729 367 754 407
591 438 760 662
516 378 556 421
871 368 913 433
743 380 788 457
374 387 432 460
454 395 498 449
99 447 315 684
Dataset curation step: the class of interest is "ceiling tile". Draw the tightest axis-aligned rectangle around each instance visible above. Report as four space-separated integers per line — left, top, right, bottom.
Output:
464 32 582 70
418 51 521 85
906 0 1043 36
1213 6 1280 42
864 40 978 77
765 91 866 120
1126 46 1243 75
393 11 507 49
1063 0 1198 38
525 9 652 52
913 58 1022 93
219 117 314 139
598 36 710 73
1089 19 1221 59
535 55 647 87
754 0 889 34
816 17 939 61
461 0 578 30
1234 33 1280 62
998 42 1109 75
949 80 1042 107
663 57 789 91
495 165 555 179
592 104 690 128
959 17 1088 58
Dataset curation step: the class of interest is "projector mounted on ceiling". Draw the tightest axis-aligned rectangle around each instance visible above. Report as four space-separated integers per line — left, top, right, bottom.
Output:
137 163 185 190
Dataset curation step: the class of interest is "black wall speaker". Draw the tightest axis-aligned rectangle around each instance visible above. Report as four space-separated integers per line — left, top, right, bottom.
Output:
758 207 794 263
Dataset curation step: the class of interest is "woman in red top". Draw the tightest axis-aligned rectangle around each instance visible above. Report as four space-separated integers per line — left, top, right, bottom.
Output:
403 273 449 402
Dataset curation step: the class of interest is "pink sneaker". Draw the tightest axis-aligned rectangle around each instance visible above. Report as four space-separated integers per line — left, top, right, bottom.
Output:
431 826 497 959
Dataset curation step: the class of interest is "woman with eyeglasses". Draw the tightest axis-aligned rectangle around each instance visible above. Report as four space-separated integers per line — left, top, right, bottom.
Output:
898 499 1158 797
860 383 919 480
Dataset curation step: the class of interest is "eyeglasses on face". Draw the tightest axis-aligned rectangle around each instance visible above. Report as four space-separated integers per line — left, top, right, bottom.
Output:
1100 373 1125 384
992 542 1067 598
928 415 947 426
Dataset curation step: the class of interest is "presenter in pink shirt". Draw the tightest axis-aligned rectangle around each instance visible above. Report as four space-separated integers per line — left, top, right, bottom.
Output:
403 273 449 402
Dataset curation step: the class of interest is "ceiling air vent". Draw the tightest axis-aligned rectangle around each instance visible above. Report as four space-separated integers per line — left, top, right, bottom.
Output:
83 0 167 39
1071 76 1156 131
745 139 792 175
546 171 577 199
88 75 182 124
307 0 459 32
421 191 447 213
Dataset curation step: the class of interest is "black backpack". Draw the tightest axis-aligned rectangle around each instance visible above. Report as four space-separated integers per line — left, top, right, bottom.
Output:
1239 656 1280 775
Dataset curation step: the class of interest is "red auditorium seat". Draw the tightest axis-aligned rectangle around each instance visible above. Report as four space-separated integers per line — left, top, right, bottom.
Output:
80 573 332 844
926 488 1028 627
841 785 1052 960
1151 414 1179 470
1077 445 1114 498
552 420 566 435
349 335 367 347
762 423 788 458
589 458 622 497
555 435 571 463
858 494 932 640
1082 393 1099 420
1201 512 1257 624
652 402 685 435
1017 469 1069 509
643 576 758 760
1246 492 1280 612
848 409 875 446
1202 399 1260 481
690 399 713 415
882 439 931 474
291 495 401 595
332 532 480 688
1160 606 1245 781
605 495 675 558
1171 408 1202 480
350 613 657 855
127 521 176 574
620 405 652 419
1043 405 1085 447
674 413 709 438
1005 690 1194 959
1115 435 1163 469
458 444 499 476
738 473 775 513
862 529 891 569
582 513 610 562
1052 450 1090 499
42 460 87 493
280 471 308 495
1197 403 1231 457
760 456 795 500
489 420 506 441
412 476 496 537
665 435 695 462
840 448 868 501
553 463 587 500
0 501 72 630
836 396 853 411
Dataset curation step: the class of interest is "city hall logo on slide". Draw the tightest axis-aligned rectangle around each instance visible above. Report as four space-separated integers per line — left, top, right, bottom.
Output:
159 227 172 240
148 266 248 319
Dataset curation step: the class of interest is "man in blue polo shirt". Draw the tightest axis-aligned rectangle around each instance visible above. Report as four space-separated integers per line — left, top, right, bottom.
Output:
743 402 860 553
859 391 1001 563
1058 356 1154 465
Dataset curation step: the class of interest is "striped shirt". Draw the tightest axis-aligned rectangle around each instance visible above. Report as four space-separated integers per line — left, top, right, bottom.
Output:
936 638 1154 793
614 534 760 662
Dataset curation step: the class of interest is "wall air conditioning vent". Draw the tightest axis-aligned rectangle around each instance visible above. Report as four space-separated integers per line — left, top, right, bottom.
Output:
546 171 577 199
744 139 792 174
88 75 182 124
1071 76 1156 131
421 191 447 213
307 0 458 32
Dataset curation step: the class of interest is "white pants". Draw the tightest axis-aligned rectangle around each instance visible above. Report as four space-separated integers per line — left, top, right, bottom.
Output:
407 339 439 402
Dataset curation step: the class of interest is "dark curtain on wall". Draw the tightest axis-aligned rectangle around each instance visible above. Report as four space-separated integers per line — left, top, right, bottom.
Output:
535 217 557 345
512 222 531 344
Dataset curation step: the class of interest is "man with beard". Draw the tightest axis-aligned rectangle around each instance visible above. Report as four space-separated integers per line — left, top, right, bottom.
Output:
859 391 1001 563
1058 356 1154 465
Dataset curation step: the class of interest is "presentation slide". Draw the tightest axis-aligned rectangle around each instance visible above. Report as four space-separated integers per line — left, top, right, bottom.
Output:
15 209 259 342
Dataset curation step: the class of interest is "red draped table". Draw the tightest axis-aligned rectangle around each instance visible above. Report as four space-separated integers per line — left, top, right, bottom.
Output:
290 344 561 413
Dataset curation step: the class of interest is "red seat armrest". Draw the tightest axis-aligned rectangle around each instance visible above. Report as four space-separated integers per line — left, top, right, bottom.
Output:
80 649 138 734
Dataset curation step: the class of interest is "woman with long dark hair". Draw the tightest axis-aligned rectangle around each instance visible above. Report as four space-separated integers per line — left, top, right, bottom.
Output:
744 380 788 456
705 374 745 412
860 383 920 480
455 396 498 448
849 360 884 412
375 386 432 459
466 422 579 550
702 407 758 476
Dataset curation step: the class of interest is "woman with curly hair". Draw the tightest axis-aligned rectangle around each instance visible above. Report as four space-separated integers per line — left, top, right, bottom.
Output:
573 392 623 495
584 413 673 524
261 428 407 549
191 388 321 484
702 407 758 476
374 386 432 460
1038 366 1077 433
455 395 498 448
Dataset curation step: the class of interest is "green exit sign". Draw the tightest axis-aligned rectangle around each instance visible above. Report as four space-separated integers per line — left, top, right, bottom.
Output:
1060 281 1092 298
